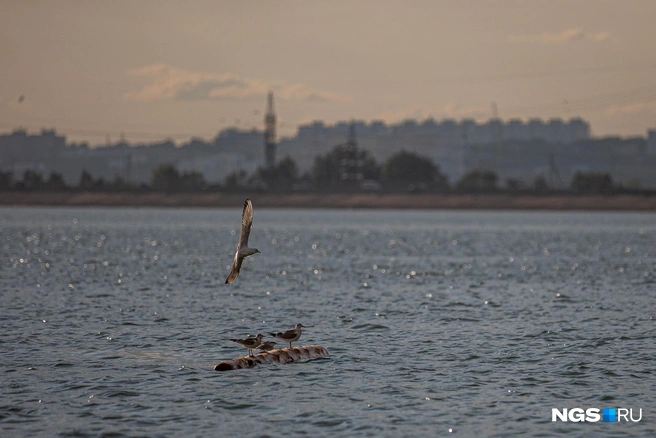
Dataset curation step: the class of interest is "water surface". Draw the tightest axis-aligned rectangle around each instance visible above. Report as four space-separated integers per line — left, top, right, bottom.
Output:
1 207 654 437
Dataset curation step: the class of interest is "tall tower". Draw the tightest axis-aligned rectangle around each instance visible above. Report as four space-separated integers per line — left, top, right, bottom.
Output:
124 153 132 184
264 91 276 168
339 120 361 187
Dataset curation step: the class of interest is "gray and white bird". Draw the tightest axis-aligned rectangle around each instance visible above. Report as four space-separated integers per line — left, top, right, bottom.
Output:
230 333 264 357
225 198 260 284
268 323 305 348
257 341 278 352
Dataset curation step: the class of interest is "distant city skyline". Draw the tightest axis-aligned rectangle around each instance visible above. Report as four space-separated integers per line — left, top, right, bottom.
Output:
4 114 656 190
2 1 656 145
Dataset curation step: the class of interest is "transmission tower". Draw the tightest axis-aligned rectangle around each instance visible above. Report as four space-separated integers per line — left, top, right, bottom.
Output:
490 101 502 170
339 121 361 187
264 91 276 168
547 153 564 189
125 153 132 184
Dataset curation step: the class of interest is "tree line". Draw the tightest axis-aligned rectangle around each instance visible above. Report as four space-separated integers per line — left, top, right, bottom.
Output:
216 146 631 195
0 145 637 195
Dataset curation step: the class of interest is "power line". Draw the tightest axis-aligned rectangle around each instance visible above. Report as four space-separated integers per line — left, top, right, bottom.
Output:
350 62 656 86
503 85 656 118
0 121 238 142
439 63 656 85
2 83 656 142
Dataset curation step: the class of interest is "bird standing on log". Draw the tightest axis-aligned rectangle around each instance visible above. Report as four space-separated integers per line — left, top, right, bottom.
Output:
268 323 305 348
230 333 264 357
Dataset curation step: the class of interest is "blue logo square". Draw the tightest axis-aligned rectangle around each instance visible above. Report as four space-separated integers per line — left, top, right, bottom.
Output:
603 408 617 422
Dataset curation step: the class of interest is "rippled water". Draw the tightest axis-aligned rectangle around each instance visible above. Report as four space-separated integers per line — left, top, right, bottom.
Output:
1 206 655 437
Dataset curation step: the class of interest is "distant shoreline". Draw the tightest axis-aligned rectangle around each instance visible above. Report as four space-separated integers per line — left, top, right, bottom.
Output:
1 191 656 211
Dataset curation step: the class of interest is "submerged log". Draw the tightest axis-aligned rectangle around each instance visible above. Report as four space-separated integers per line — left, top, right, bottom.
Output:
214 344 329 371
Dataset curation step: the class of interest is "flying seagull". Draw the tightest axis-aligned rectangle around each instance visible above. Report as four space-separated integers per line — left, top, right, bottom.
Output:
225 198 260 284
268 323 305 348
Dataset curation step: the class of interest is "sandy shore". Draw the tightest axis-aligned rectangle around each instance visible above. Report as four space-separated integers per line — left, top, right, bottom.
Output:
1 191 655 210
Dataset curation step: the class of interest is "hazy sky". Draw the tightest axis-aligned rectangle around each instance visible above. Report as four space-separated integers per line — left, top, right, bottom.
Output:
2 1 656 145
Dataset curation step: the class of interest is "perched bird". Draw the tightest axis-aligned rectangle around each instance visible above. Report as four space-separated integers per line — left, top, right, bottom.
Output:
225 198 260 284
230 333 264 357
268 323 305 348
257 341 277 352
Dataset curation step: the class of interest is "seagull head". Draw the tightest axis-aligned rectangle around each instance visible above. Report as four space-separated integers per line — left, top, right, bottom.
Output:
296 323 305 329
242 247 260 256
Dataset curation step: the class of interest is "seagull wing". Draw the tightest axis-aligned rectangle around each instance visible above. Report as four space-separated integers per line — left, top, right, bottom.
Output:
225 251 244 284
276 328 298 341
238 198 254 249
224 199 253 285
